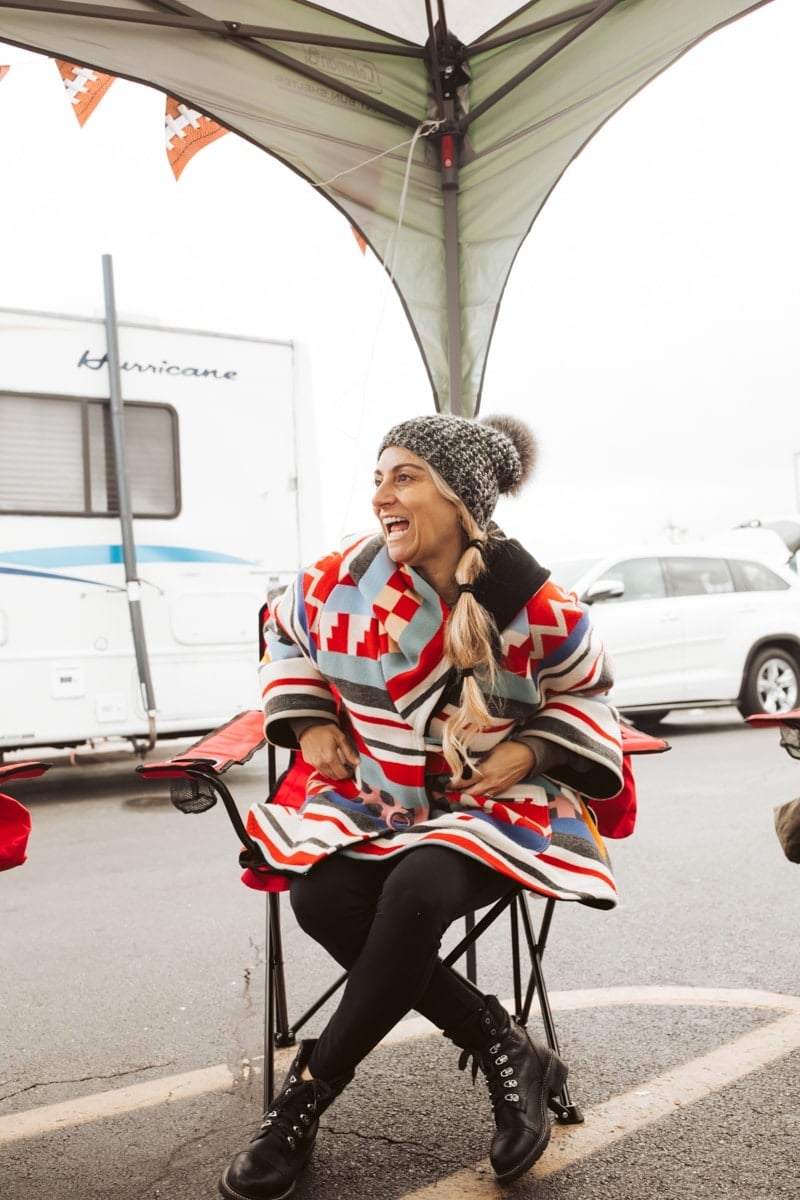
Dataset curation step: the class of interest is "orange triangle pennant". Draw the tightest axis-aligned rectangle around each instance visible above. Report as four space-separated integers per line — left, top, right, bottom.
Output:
0 65 10 83
56 59 115 126
351 226 368 255
165 97 228 180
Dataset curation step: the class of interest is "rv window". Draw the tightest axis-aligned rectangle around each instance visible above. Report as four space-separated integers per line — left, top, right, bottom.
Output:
0 393 179 517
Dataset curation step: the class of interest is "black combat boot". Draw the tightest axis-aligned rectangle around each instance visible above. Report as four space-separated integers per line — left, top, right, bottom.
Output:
445 995 568 1184
219 1040 352 1200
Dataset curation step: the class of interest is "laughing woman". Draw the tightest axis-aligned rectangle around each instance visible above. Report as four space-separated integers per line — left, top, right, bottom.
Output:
219 413 624 1200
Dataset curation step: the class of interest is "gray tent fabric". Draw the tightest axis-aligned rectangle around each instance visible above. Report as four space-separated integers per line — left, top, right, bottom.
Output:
0 0 773 414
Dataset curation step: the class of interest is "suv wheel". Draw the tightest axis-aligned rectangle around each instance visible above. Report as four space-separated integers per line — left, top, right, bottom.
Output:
627 709 670 727
738 647 800 717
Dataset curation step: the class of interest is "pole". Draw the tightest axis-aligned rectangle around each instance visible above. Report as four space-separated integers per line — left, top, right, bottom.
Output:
440 93 464 416
102 254 158 750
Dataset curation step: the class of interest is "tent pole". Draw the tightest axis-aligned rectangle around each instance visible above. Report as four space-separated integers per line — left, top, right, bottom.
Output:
101 254 158 751
440 97 463 417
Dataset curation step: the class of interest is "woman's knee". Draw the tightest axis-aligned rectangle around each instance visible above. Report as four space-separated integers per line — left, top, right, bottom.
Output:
377 848 509 933
376 858 458 937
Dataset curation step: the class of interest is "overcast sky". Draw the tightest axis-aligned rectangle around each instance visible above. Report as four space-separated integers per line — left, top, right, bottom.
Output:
1 0 798 563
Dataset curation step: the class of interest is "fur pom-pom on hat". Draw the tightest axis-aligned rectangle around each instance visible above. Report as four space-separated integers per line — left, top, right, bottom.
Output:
377 412 538 529
480 414 538 496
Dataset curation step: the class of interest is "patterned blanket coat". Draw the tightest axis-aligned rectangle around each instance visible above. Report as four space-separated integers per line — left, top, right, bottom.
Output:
248 532 624 908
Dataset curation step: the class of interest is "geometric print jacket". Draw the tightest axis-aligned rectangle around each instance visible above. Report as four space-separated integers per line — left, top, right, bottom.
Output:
254 532 625 904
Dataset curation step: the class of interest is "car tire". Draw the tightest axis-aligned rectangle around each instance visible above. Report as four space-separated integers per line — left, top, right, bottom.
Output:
623 705 671 724
738 647 800 717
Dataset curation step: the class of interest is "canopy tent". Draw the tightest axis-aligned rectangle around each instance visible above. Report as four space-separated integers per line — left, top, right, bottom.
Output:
0 0 774 414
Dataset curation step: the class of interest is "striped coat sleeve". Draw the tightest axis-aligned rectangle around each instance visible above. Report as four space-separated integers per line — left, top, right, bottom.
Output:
259 573 339 748
513 580 623 799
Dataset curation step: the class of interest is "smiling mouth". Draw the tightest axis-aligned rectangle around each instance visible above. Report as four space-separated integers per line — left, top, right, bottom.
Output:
383 518 410 540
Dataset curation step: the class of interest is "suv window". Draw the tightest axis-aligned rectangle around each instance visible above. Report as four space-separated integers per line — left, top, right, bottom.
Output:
602 557 665 602
664 556 734 597
730 558 790 592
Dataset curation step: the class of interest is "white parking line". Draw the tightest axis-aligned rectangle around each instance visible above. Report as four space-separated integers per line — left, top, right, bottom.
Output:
2 986 798 1155
400 996 800 1198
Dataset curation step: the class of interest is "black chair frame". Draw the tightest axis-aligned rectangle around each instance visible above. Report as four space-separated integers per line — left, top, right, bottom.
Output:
140 726 583 1126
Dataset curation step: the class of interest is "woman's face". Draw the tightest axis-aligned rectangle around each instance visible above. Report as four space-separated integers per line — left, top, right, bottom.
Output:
373 446 464 577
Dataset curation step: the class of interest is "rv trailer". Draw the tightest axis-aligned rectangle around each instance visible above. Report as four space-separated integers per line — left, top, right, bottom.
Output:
0 307 318 756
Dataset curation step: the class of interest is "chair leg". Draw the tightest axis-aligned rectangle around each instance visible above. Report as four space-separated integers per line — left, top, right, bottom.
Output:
463 910 477 984
262 892 351 1106
510 900 523 1019
515 894 583 1125
263 894 295 1108
264 896 275 1109
268 895 294 1046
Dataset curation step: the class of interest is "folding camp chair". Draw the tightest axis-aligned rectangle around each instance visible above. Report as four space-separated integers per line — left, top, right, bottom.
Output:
0 760 50 871
137 709 668 1121
746 708 800 861
746 707 800 738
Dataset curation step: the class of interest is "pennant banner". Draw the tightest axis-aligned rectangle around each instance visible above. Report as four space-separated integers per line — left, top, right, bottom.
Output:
56 59 115 125
0 65 9 83
351 226 368 255
164 97 228 180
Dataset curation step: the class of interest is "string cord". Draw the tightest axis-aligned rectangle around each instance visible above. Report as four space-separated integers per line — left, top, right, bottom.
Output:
316 120 444 540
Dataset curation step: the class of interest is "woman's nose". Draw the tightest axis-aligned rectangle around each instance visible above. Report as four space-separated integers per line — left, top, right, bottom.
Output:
372 477 393 506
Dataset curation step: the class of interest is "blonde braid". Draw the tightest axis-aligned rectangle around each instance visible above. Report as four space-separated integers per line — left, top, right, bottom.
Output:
427 470 500 776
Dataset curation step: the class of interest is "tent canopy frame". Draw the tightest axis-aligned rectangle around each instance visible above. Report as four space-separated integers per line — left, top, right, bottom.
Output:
0 0 774 414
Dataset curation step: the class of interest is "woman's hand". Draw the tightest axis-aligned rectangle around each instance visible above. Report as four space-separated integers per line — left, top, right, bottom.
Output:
449 739 536 798
298 723 360 780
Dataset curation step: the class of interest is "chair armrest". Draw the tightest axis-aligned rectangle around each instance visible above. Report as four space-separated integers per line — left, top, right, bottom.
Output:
746 710 800 729
619 720 671 754
136 711 267 851
0 761 52 783
137 710 266 780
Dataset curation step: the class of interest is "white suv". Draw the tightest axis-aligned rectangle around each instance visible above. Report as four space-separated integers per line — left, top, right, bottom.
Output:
550 539 800 722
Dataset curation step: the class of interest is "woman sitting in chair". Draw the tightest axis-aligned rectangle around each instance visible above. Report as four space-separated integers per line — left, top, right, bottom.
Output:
220 413 625 1200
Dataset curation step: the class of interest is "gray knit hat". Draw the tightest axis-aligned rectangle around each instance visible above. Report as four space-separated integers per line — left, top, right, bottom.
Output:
377 413 537 529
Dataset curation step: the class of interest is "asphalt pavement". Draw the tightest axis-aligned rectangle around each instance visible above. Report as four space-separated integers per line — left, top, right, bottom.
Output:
1 709 799 1199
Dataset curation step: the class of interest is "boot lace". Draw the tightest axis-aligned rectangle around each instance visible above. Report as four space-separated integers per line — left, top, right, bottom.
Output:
457 1040 520 1108
256 1073 318 1152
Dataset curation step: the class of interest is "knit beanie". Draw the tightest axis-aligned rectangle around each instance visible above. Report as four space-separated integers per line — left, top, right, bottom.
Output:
377 413 537 529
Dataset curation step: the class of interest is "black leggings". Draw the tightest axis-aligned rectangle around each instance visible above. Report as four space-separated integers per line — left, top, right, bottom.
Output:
289 846 513 1081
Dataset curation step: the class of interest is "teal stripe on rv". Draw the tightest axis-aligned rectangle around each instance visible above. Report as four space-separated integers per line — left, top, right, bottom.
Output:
0 544 255 566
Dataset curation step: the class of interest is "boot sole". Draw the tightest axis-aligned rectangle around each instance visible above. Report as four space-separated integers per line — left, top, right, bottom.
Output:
492 1050 569 1185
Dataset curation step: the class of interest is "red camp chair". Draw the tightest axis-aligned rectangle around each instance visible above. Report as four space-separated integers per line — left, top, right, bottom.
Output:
746 708 800 860
0 761 51 871
746 707 800 761
137 707 668 1117
746 708 800 734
